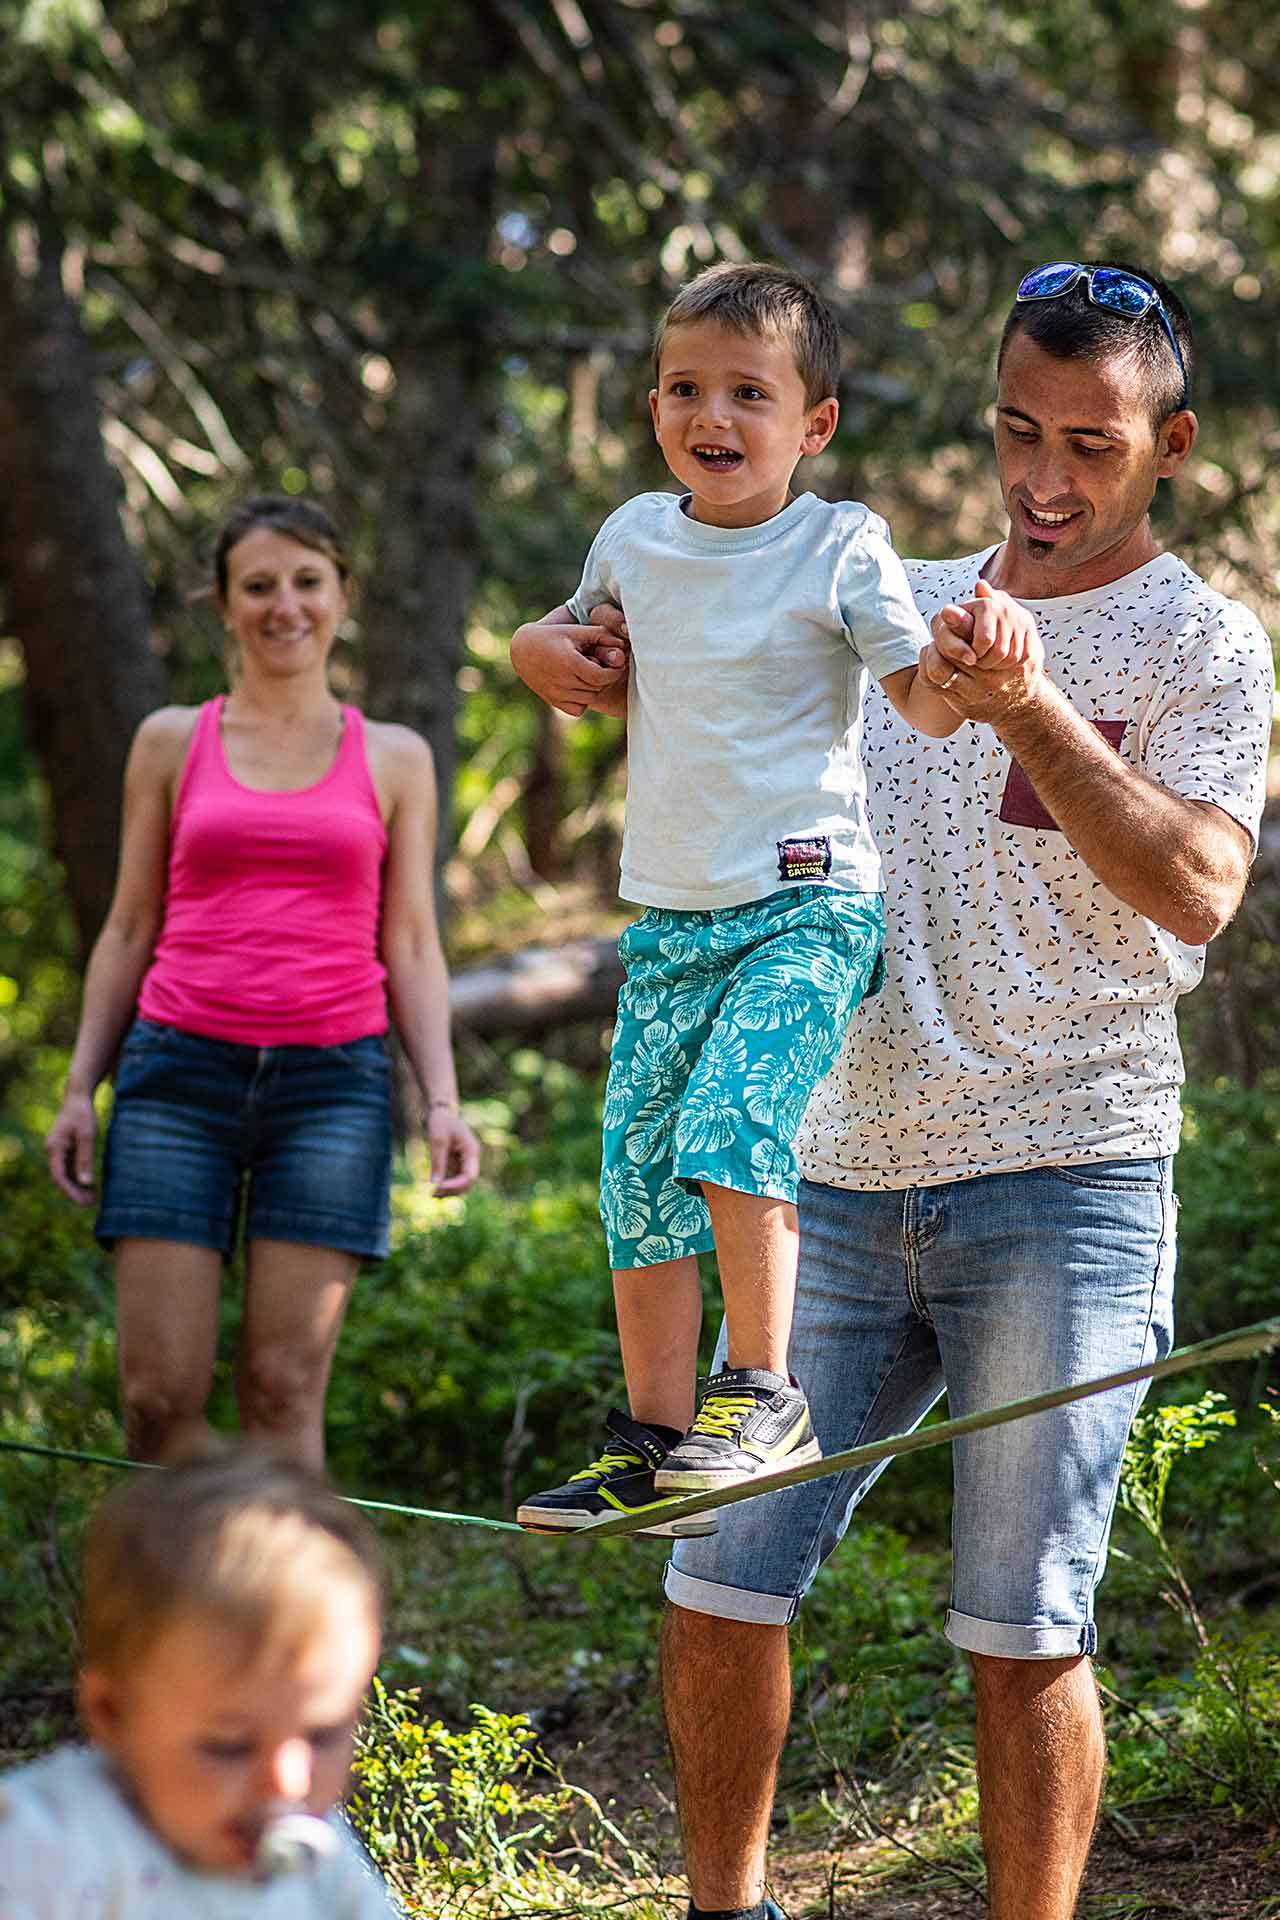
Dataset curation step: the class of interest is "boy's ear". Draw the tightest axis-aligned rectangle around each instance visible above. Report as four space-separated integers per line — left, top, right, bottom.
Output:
79 1666 122 1748
648 389 661 441
801 396 839 456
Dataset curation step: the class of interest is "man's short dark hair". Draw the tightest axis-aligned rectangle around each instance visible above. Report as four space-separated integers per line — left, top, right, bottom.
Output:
654 262 841 406
998 262 1194 432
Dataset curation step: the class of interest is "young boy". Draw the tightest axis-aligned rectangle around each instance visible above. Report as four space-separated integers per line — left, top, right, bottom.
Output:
511 262 1037 1536
0 1449 392 1916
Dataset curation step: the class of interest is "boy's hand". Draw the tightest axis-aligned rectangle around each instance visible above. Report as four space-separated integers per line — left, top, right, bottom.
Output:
933 578 1043 671
511 608 630 717
923 580 1045 723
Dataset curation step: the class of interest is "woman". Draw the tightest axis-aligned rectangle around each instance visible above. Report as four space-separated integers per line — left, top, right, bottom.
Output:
45 496 479 1466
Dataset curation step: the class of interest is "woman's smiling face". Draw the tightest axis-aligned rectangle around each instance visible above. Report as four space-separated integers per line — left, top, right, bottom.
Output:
219 527 348 679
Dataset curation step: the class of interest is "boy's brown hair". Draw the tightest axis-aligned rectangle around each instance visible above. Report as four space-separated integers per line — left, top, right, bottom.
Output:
653 262 841 406
81 1449 383 1675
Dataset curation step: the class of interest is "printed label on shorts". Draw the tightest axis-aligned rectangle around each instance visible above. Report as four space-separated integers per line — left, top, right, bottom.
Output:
776 834 832 882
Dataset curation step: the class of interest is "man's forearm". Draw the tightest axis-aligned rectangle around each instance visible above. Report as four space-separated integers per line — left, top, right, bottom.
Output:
994 680 1249 944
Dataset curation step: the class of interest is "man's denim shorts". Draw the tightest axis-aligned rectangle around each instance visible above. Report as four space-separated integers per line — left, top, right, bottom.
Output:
666 1159 1176 1659
96 1018 393 1261
601 887 885 1270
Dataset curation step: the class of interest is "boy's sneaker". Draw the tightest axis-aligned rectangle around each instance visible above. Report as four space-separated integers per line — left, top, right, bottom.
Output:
516 1410 719 1537
653 1368 821 1492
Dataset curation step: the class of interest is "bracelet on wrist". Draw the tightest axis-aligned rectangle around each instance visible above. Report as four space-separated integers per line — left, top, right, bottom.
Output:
428 1097 460 1112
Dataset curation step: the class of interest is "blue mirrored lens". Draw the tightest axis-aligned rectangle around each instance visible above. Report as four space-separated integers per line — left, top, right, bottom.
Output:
1018 263 1079 298
1090 270 1154 316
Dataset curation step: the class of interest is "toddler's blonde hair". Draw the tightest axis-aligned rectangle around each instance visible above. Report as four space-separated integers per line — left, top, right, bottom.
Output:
81 1448 383 1675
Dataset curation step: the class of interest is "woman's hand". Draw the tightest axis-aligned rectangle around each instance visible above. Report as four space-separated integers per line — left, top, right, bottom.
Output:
45 1088 99 1204
428 1105 481 1196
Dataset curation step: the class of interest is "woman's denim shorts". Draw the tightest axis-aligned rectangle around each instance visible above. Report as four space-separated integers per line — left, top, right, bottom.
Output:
96 1019 393 1261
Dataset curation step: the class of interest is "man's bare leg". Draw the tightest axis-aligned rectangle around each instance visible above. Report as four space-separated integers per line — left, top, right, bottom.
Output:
661 1604 791 1908
972 1653 1104 1920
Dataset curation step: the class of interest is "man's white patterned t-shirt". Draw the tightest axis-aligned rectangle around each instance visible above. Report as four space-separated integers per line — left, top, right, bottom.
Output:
798 548 1274 1189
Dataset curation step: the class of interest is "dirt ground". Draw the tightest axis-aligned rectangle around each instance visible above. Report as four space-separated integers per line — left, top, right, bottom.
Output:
559 1704 1280 1920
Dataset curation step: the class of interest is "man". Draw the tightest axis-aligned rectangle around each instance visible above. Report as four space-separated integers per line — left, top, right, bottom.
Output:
515 262 1273 1920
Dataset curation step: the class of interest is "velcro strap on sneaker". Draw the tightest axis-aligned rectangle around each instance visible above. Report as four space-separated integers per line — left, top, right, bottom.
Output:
604 1408 671 1471
702 1368 790 1400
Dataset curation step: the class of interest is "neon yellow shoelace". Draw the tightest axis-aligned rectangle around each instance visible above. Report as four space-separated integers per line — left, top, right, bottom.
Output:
689 1394 756 1440
570 1445 642 1482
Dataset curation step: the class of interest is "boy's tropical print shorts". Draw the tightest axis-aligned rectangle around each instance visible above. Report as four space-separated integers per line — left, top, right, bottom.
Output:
600 886 885 1270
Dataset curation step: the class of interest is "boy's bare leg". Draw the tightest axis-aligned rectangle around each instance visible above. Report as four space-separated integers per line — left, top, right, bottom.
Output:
661 1605 790 1907
614 1255 703 1432
701 1184 798 1374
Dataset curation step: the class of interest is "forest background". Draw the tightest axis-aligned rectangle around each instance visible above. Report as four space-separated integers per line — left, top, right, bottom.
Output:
1 2 1279 1916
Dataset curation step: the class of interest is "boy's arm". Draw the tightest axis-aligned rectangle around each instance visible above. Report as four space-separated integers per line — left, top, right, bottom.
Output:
878 660 970 738
511 605 629 719
882 583 1045 737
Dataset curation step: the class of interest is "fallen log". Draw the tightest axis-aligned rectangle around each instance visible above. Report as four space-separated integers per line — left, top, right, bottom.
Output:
449 936 622 1037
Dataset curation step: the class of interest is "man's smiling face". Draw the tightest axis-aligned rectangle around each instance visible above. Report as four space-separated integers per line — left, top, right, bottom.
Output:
993 329 1195 597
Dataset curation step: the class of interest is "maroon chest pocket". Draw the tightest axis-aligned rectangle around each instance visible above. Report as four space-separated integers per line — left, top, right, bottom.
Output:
998 720 1128 832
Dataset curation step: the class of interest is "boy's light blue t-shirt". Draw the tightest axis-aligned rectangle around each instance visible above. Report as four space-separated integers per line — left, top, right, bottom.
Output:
567 489 928 910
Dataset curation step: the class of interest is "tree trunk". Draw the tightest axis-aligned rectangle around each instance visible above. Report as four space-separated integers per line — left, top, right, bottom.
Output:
450 935 622 1037
359 340 485 846
0 235 165 958
359 10 512 868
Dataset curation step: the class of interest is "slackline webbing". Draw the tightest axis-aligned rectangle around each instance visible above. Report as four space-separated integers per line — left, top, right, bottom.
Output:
1 1315 1276 1540
0 1438 522 1532
586 1313 1280 1537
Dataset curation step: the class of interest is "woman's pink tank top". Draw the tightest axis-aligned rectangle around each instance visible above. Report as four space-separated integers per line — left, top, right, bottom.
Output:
138 697 389 1046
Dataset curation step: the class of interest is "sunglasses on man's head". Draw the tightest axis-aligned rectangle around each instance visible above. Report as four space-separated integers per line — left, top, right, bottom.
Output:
1014 262 1189 411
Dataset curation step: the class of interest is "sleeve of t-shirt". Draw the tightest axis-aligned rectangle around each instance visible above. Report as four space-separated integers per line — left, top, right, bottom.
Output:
1140 598 1274 849
565 511 624 625
836 513 932 681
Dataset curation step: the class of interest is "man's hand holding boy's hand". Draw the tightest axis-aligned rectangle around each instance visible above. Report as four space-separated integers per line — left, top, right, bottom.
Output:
511 605 630 718
922 579 1044 722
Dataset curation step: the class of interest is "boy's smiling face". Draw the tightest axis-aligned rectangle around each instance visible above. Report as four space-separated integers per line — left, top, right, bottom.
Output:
80 1593 379 1876
649 319 838 528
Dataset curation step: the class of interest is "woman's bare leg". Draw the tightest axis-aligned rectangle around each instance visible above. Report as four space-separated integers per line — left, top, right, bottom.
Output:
114 1238 223 1462
236 1239 358 1468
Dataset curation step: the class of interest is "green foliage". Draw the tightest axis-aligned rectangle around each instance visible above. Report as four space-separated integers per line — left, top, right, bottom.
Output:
1172 1080 1280 1340
350 1681 658 1917
1119 1390 1237 1548
1105 1384 1280 1825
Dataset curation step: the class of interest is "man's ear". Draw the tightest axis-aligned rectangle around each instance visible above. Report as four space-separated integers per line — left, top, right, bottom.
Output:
1157 408 1197 478
79 1666 122 1749
800 396 839 457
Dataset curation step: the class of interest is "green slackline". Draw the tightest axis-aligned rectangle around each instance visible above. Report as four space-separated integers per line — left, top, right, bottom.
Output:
0 1436 522 1532
2 1315 1276 1540
584 1313 1280 1539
